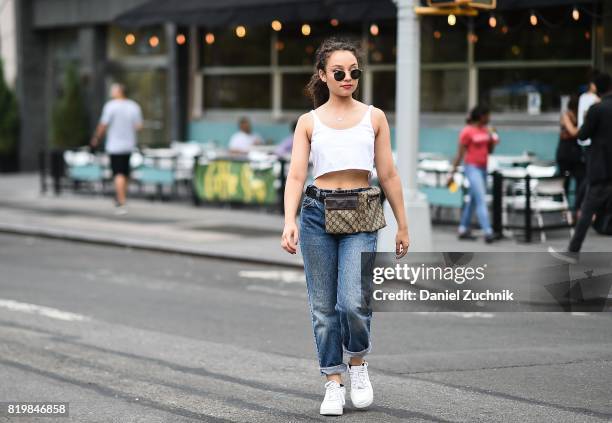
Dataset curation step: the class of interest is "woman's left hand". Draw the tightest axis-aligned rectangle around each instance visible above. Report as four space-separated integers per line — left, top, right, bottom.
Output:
395 227 410 259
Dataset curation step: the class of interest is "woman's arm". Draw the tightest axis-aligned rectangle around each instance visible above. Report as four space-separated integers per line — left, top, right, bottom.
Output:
280 113 311 254
372 107 409 258
562 111 579 138
447 143 467 187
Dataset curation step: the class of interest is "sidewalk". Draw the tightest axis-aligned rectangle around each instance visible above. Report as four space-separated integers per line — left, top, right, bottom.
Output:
1 173 610 268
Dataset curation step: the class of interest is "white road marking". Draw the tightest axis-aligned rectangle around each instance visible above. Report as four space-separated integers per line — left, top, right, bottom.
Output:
239 270 305 284
0 298 91 322
410 311 495 318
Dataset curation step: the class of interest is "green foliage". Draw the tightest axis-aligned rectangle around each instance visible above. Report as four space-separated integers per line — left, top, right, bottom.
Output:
0 59 19 155
50 64 89 149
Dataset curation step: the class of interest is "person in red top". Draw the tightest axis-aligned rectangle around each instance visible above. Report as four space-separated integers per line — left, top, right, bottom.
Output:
446 105 500 243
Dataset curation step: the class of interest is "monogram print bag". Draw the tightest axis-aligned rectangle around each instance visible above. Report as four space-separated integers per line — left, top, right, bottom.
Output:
323 186 386 234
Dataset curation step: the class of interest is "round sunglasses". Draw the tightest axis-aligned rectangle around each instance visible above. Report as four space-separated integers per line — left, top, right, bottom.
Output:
332 68 362 81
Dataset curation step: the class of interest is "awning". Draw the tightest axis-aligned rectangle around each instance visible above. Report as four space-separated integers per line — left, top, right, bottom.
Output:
114 0 596 28
114 0 398 28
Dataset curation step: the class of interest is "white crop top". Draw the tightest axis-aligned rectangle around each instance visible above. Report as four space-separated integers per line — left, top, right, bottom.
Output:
309 105 375 180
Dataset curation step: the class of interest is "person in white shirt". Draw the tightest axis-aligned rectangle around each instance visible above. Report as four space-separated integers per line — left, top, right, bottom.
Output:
90 83 143 214
577 70 600 147
228 117 263 154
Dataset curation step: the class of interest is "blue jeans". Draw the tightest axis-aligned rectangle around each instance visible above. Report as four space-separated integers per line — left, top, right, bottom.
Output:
459 164 493 235
299 185 378 376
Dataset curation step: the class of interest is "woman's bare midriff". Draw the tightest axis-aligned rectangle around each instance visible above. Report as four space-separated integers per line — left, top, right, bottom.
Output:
313 169 371 190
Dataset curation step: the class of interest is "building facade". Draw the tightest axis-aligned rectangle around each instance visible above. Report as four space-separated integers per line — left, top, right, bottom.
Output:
12 0 612 170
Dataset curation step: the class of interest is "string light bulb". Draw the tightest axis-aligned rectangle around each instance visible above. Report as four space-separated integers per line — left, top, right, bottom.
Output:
124 33 136 45
489 15 497 28
176 34 186 45
235 25 247 38
330 18 339 27
572 7 580 21
271 20 282 31
205 33 215 44
448 14 456 26
530 12 538 26
370 24 379 36
148 35 159 47
301 24 311 36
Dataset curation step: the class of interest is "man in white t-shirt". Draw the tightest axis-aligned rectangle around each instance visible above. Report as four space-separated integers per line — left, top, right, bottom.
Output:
90 83 143 214
577 71 600 147
228 117 263 154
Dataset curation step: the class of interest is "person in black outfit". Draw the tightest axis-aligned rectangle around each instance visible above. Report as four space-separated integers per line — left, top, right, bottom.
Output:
555 96 585 215
550 72 612 261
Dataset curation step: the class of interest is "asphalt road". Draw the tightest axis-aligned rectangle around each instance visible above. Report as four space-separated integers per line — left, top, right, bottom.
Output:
0 233 611 422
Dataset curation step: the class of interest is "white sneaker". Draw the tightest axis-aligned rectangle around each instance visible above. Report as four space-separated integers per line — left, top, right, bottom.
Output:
319 380 345 416
348 361 373 408
548 246 579 264
114 205 128 216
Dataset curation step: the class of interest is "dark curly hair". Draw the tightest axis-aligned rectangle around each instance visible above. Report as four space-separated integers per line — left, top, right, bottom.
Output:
304 37 363 108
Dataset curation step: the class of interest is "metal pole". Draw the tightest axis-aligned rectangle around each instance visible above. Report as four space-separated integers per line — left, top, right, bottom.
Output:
379 0 433 252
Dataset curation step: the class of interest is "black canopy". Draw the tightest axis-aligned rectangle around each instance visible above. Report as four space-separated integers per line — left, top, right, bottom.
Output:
114 0 596 27
114 0 397 28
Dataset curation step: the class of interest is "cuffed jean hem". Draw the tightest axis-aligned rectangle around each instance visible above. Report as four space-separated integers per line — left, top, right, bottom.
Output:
343 341 372 358
320 363 347 376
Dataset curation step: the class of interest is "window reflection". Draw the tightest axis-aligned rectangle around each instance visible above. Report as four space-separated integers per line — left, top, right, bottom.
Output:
479 67 590 113
282 73 314 110
201 27 270 67
204 75 271 109
421 69 468 112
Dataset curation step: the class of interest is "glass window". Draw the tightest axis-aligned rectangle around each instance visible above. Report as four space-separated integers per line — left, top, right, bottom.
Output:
479 67 590 113
107 68 169 147
421 69 468 112
201 26 270 67
421 17 467 63
368 19 396 64
372 71 396 112
282 73 314 110
475 8 591 61
49 29 80 96
277 22 361 66
108 26 167 59
204 75 271 109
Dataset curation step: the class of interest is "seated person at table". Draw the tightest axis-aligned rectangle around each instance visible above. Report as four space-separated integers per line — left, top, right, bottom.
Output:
228 117 263 154
446 105 500 243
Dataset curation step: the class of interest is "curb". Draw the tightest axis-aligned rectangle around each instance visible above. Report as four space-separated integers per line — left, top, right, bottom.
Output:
0 223 304 270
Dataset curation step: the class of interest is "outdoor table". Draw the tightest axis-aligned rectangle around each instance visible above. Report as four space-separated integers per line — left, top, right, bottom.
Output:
491 167 568 243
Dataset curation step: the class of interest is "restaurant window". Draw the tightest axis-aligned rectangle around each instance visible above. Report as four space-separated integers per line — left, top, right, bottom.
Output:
421 16 467 64
368 20 396 64
277 22 362 66
421 69 468 113
371 71 395 112
204 74 272 109
282 73 314 110
475 8 592 62
108 26 167 59
202 27 270 67
479 67 591 113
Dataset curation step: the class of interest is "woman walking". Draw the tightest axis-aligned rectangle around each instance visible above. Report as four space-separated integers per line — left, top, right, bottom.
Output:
446 105 499 243
280 37 409 416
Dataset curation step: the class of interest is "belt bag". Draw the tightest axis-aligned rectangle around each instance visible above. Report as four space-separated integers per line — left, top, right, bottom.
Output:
323 186 386 234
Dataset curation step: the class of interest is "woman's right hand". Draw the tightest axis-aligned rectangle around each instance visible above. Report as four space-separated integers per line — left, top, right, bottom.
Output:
281 222 299 254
